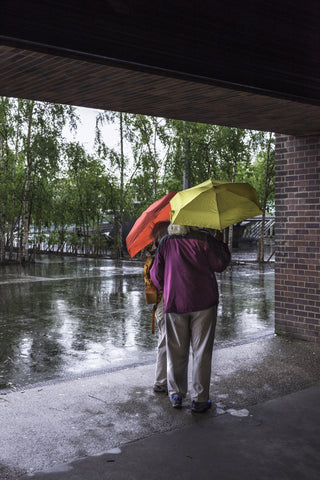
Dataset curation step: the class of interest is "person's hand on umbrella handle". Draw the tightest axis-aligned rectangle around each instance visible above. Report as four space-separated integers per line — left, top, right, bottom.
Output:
214 230 223 242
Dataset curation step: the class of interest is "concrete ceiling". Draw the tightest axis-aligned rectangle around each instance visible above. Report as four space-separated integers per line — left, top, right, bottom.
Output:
1 0 320 136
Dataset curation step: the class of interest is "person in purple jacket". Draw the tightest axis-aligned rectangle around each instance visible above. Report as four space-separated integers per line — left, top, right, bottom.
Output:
150 223 230 413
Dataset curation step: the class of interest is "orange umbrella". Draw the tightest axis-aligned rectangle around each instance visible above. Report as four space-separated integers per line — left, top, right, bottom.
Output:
126 192 176 258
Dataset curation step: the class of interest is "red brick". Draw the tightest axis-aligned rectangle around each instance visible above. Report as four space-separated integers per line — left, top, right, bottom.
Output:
275 134 320 344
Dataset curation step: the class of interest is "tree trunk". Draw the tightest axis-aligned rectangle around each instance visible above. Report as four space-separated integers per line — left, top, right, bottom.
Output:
153 118 158 196
183 122 190 190
227 158 237 257
0 135 4 263
116 112 124 258
0 223 5 264
257 132 272 263
0 117 9 263
9 101 21 260
228 225 233 255
22 168 31 262
257 212 266 262
138 115 159 196
21 101 34 263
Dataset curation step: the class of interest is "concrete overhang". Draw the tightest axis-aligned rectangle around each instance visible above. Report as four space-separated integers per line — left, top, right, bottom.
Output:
1 1 320 136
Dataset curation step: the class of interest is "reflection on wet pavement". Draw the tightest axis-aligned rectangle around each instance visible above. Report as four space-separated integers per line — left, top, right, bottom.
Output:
0 250 274 390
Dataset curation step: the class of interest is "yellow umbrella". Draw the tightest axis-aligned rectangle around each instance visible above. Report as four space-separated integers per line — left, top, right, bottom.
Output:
170 179 263 230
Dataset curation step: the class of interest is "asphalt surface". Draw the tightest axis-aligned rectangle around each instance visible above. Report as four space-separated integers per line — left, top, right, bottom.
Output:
1 335 320 480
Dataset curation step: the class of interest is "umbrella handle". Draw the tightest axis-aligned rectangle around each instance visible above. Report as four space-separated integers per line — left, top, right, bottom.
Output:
152 305 156 334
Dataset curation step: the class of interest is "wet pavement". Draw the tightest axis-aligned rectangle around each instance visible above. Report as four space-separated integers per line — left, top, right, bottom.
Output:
0 254 274 391
5 248 316 479
1 335 320 479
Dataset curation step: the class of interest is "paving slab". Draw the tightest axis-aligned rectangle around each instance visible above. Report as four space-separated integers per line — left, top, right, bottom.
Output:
1 335 320 479
19 384 320 480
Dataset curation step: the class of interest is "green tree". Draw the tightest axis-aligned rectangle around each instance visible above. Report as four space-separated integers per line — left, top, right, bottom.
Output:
0 97 26 263
238 131 275 261
162 121 257 250
252 132 275 262
126 114 167 201
162 121 254 188
64 142 109 255
163 120 221 191
0 97 11 262
213 127 254 250
17 100 77 262
95 111 137 257
248 132 275 214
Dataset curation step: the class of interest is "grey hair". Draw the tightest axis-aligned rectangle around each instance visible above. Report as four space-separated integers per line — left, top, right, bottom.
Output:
168 224 190 236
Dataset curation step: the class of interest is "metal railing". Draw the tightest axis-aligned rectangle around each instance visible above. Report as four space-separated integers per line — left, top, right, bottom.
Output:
242 217 275 240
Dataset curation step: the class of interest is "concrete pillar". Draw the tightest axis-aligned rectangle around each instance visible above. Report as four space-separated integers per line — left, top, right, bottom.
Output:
275 134 320 342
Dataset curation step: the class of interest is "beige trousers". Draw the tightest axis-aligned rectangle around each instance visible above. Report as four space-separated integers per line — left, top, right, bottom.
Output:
154 297 167 387
166 305 217 402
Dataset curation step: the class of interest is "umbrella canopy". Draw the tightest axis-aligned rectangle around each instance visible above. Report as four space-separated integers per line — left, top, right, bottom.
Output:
170 179 263 230
126 192 176 258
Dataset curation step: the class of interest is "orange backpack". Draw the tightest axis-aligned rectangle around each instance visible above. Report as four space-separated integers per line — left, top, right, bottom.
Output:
144 256 158 305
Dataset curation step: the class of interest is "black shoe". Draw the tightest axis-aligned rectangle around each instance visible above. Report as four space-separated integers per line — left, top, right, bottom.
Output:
191 399 212 413
153 384 168 394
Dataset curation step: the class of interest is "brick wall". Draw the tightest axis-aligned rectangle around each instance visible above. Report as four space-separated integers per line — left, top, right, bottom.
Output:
275 134 320 342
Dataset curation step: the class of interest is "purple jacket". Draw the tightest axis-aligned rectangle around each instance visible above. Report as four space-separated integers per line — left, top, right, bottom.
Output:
150 230 230 314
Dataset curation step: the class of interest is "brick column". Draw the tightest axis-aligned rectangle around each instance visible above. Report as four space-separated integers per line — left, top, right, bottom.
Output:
275 134 320 342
